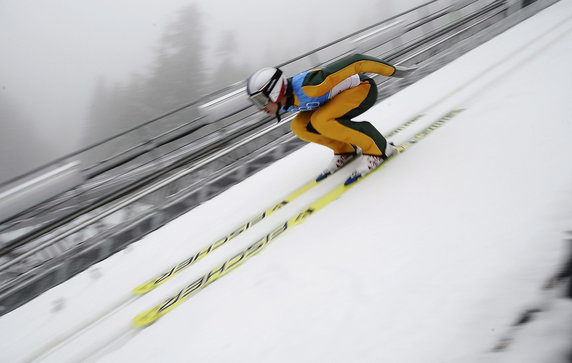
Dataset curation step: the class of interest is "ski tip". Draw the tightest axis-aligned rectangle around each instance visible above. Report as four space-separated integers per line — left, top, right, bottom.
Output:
132 310 159 328
133 283 155 295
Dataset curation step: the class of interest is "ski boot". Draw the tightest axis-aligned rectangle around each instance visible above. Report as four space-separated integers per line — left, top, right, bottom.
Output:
344 143 395 185
316 152 357 181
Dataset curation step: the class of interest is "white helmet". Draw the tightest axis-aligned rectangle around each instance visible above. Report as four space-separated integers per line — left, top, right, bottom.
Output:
246 67 287 108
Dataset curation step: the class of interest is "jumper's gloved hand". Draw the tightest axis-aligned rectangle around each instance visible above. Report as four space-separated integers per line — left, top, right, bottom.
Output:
392 65 418 78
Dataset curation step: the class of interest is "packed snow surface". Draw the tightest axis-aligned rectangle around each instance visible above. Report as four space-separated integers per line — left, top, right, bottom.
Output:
1 1 572 362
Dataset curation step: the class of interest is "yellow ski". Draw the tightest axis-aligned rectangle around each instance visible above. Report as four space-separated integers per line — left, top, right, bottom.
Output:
132 115 425 295
132 109 463 327
133 179 317 295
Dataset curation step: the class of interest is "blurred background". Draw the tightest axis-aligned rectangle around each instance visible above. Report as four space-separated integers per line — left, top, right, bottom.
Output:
1 2 570 361
0 0 424 185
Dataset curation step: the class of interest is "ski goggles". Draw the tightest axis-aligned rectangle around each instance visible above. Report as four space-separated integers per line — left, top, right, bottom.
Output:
247 68 283 109
248 91 271 109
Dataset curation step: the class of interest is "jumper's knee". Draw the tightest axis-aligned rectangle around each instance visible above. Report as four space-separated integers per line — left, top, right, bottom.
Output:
309 113 331 134
290 113 308 136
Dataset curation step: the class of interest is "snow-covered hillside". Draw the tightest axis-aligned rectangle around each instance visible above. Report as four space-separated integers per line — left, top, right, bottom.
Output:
1 1 572 362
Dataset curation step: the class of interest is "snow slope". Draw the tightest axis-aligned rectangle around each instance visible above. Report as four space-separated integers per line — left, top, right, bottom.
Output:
1 1 572 362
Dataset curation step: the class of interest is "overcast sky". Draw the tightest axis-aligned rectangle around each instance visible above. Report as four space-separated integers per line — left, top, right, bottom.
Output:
0 0 422 182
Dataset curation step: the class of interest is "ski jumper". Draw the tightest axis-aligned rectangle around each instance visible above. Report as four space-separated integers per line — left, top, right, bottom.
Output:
285 54 397 156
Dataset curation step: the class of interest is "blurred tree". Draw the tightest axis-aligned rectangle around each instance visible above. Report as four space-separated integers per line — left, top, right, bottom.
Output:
0 95 52 183
209 30 250 92
86 4 206 145
87 77 115 140
146 4 206 112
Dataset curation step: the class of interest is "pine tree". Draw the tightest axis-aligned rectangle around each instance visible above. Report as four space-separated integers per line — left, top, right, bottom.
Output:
146 4 206 113
86 4 207 144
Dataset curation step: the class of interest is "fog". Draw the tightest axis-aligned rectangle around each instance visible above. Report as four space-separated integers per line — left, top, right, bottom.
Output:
0 0 422 184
